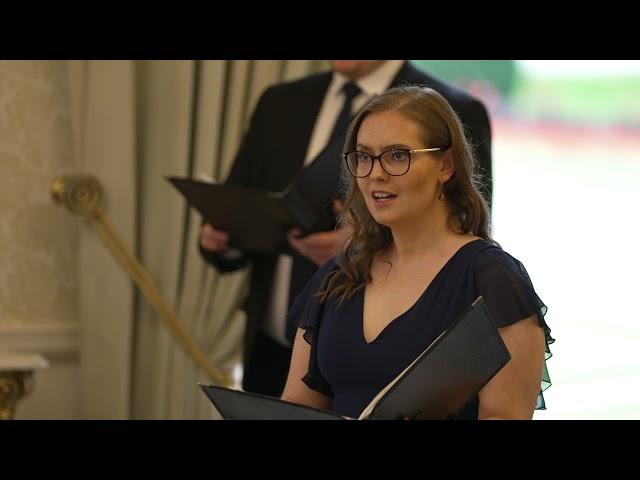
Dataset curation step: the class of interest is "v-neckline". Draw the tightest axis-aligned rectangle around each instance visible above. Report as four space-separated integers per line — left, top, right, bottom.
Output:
360 239 484 344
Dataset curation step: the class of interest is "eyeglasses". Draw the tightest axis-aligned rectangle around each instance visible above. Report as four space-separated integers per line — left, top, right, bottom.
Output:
343 147 445 178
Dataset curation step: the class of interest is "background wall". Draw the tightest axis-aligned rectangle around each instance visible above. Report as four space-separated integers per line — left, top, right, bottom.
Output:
0 60 80 418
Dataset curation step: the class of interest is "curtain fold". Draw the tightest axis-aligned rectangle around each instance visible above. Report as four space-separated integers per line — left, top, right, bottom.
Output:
67 60 137 419
68 60 322 419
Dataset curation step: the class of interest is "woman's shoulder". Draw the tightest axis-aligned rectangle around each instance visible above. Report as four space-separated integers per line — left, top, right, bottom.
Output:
467 240 536 288
468 239 522 269
316 255 342 277
303 256 343 294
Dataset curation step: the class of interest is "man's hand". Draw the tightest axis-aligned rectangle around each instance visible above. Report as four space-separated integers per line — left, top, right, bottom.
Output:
200 223 230 252
287 229 342 267
287 199 349 266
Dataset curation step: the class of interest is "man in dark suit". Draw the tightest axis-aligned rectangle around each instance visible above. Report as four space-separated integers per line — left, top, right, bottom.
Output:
200 60 492 396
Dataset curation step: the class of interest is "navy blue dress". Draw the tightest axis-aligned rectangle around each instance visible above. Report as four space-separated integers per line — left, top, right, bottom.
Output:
287 239 553 419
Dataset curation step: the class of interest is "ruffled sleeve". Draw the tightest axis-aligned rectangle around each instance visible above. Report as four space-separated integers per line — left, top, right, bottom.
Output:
286 258 339 397
473 249 554 409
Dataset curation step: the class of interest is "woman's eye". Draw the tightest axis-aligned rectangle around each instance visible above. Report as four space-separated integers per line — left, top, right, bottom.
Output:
391 150 408 161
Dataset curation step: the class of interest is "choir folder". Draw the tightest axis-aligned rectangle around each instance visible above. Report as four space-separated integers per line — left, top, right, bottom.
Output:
167 153 341 254
200 296 511 420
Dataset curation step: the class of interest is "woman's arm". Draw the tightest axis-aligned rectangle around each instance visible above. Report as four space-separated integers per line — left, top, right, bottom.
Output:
478 314 546 420
281 328 332 411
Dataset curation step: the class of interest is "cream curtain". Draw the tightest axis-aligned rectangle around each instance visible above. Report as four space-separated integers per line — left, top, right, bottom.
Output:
67 60 137 419
67 60 326 419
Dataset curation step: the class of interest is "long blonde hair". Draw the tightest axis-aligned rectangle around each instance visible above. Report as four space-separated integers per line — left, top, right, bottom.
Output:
318 86 491 304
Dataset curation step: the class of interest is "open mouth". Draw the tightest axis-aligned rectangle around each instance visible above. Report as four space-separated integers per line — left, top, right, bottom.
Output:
371 191 397 203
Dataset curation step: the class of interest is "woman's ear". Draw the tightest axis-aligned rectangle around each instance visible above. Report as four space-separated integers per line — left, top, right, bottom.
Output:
439 150 455 183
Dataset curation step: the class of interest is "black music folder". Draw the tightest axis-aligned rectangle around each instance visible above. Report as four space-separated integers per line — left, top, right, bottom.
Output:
167 157 341 254
200 296 511 420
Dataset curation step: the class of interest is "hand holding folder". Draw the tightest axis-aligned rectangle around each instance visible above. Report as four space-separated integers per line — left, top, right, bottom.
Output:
168 177 290 253
168 151 343 254
200 297 511 420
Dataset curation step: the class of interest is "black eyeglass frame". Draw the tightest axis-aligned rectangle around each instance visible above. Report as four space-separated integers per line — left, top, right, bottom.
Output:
343 147 446 178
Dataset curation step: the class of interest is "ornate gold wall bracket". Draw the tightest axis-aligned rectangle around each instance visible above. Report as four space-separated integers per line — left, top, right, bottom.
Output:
51 174 233 387
0 371 32 420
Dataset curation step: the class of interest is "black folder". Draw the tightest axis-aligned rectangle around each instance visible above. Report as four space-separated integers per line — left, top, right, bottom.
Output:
167 154 342 254
168 177 290 253
201 386 345 420
200 296 511 420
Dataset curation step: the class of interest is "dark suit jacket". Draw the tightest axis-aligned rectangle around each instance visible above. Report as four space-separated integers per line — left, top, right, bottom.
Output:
200 61 492 367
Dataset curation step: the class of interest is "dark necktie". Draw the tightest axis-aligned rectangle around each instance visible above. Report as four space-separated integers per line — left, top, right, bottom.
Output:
326 81 362 148
285 81 362 344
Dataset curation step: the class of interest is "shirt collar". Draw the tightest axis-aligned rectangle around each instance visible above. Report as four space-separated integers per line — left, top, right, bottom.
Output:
329 60 406 99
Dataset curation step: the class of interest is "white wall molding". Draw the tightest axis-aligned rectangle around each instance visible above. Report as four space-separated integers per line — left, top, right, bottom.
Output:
0 324 79 360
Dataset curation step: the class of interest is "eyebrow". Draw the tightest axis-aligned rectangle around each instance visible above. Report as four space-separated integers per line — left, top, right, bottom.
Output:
355 143 413 151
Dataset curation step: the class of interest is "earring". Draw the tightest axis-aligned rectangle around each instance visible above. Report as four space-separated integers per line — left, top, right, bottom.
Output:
438 181 445 201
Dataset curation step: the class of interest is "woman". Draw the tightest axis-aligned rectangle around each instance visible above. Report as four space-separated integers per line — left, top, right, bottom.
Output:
283 86 553 420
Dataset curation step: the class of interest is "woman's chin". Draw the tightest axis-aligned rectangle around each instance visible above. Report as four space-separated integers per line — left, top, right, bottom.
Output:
371 212 397 228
